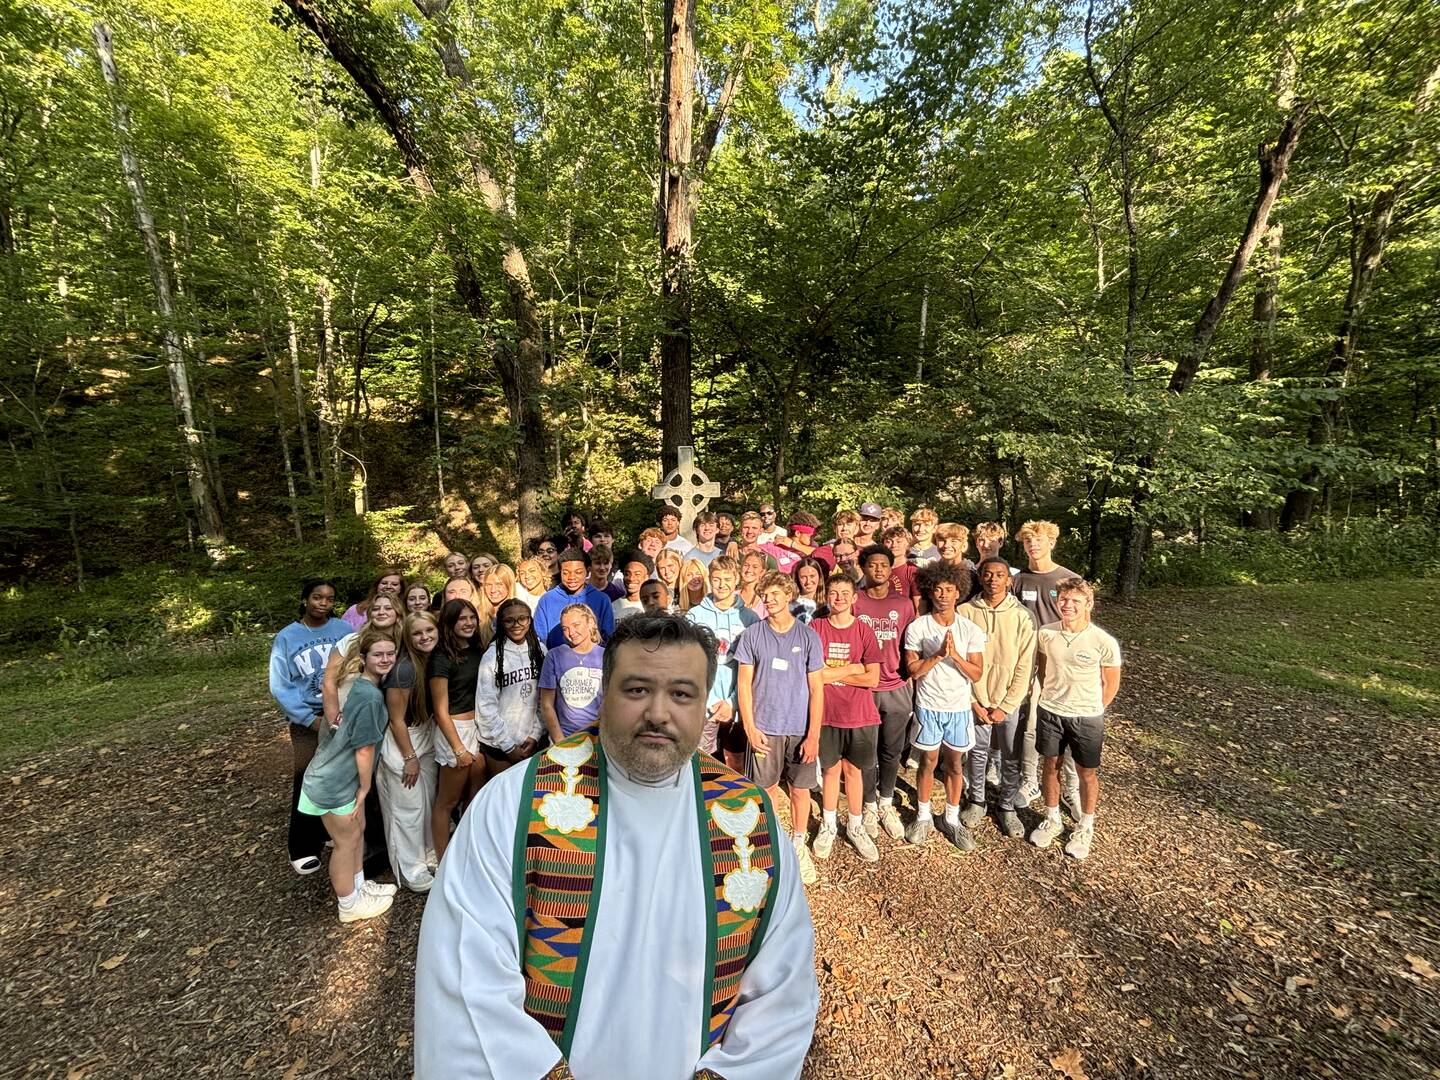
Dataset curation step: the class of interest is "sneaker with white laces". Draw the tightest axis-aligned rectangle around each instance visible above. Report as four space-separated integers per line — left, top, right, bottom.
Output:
1030 815 1064 850
937 817 977 852
861 803 880 839
959 802 986 829
792 834 818 885
847 822 880 862
1017 779 1042 806
879 802 905 840
338 889 393 924
904 813 933 845
811 822 838 860
1064 822 1094 860
986 760 1001 788
362 879 398 899
997 810 1025 839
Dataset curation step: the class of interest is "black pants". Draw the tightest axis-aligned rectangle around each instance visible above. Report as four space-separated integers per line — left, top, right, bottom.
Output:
866 685 916 802
287 723 327 862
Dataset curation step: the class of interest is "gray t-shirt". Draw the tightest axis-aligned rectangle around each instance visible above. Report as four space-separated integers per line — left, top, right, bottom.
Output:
302 677 387 809
1012 564 1076 627
734 618 824 737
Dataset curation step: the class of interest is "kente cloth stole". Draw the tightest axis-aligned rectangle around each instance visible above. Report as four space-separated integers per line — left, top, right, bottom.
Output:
513 732 780 1063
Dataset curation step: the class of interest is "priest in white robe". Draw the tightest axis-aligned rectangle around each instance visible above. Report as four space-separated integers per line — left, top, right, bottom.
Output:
415 612 819 1080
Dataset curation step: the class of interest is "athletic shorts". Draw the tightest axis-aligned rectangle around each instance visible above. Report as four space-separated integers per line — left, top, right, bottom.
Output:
746 732 819 791
820 725 880 770
913 707 974 753
434 719 479 768
297 790 357 817
1036 707 1104 769
701 715 748 757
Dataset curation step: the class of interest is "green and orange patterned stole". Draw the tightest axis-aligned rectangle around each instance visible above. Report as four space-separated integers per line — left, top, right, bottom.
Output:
513 730 781 1066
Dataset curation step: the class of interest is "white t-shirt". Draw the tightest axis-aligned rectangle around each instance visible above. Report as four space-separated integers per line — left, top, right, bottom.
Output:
1037 621 1122 717
664 535 695 556
611 596 644 623
904 615 987 713
757 526 789 544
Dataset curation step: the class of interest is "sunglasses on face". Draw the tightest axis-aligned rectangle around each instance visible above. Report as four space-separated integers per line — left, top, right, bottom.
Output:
538 547 557 556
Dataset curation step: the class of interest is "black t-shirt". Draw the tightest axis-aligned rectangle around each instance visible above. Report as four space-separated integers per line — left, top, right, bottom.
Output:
427 642 485 715
383 653 425 725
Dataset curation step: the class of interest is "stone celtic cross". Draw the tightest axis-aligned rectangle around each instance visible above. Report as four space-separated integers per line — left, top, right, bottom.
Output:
652 446 720 537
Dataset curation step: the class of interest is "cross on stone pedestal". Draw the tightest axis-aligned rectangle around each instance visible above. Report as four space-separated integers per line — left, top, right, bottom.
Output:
652 446 721 538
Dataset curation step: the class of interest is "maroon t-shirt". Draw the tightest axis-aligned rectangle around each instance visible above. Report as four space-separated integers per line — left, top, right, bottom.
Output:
813 617 881 728
888 563 920 601
852 589 916 692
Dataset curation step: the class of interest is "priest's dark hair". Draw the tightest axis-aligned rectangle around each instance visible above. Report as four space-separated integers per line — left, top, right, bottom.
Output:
601 612 717 692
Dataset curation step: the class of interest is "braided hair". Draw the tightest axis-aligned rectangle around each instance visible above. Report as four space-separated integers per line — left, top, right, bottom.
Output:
493 598 546 689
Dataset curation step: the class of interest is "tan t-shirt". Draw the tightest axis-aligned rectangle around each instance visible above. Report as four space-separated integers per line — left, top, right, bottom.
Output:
1036 621 1122 717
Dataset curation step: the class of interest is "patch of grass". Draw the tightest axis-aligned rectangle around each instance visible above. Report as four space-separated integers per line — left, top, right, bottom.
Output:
1109 578 1440 719
0 635 269 764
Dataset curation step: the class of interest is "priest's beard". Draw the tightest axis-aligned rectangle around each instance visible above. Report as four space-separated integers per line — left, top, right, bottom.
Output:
601 719 700 783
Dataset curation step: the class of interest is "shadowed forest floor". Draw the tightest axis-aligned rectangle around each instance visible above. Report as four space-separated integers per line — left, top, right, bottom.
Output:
1 584 1437 1079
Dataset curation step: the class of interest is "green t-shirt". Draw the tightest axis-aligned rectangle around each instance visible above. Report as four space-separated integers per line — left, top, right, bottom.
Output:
301 677 388 810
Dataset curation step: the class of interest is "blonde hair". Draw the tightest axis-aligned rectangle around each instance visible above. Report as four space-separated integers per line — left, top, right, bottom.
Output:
397 612 439 724
910 506 938 527
679 557 710 611
339 621 400 682
655 548 683 588
831 509 860 528
478 564 517 624
935 522 970 545
974 521 1007 542
515 558 548 594
757 569 798 600
1056 576 1095 601
1017 519 1060 544
442 578 478 606
559 602 601 644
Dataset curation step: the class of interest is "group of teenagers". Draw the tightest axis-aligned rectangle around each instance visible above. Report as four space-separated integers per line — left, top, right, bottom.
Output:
268 500 1122 925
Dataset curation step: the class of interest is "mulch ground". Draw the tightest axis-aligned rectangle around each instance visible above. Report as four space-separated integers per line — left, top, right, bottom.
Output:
2 601 1437 1080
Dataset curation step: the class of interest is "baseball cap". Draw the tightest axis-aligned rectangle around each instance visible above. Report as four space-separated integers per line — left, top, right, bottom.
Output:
858 502 883 520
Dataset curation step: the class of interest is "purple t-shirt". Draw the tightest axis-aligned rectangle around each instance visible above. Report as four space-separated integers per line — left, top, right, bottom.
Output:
539 644 605 736
734 618 824 737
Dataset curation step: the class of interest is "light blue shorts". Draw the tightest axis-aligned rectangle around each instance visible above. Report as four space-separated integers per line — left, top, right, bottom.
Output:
914 707 974 753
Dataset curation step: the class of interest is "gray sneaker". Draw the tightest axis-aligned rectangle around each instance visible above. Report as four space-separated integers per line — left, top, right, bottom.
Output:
905 813 933 845
1061 788 1083 821
1064 822 1094 861
997 810 1025 839
937 817 977 852
1030 814 1064 850
847 822 880 862
879 802 905 840
861 803 880 839
959 802 986 829
811 822 837 860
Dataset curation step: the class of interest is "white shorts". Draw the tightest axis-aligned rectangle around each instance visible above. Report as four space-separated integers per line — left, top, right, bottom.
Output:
914 707 974 753
434 719 479 768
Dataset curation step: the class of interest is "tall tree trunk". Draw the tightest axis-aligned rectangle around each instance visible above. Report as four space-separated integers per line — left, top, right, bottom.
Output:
658 0 697 472
1115 109 1307 597
429 282 445 499
1242 223 1282 529
92 21 225 560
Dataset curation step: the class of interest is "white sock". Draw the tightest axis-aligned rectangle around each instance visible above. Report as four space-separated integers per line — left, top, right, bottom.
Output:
793 830 807 843
822 809 837 830
864 799 877 812
1046 804 1062 825
337 890 358 909
353 872 365 894
1079 812 1096 830
944 803 960 825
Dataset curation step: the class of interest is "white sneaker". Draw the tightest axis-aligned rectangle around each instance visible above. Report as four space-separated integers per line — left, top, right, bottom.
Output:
362 879 398 899
792 834 818 885
986 760 1001 788
290 856 321 876
1017 779 1042 806
812 822 837 860
1030 815 1064 850
338 889 393 923
847 823 880 862
1064 822 1094 861
1061 788 1083 821
408 873 435 894
861 803 880 839
879 802 905 840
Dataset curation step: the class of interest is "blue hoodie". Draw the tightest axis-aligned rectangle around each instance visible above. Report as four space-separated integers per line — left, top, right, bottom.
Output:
533 583 616 649
269 617 352 726
685 596 758 711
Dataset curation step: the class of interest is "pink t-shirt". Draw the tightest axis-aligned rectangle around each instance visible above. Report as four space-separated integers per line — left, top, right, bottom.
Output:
851 589 916 692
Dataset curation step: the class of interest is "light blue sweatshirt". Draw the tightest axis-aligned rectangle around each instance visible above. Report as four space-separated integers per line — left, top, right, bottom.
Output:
268 617 352 726
685 597 758 711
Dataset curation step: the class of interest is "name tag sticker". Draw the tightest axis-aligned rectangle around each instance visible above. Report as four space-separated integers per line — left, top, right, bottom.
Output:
1021 590 1038 602
771 657 790 671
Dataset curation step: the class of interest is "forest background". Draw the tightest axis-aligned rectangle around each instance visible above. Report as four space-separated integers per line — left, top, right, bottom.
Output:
2 0 1438 649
